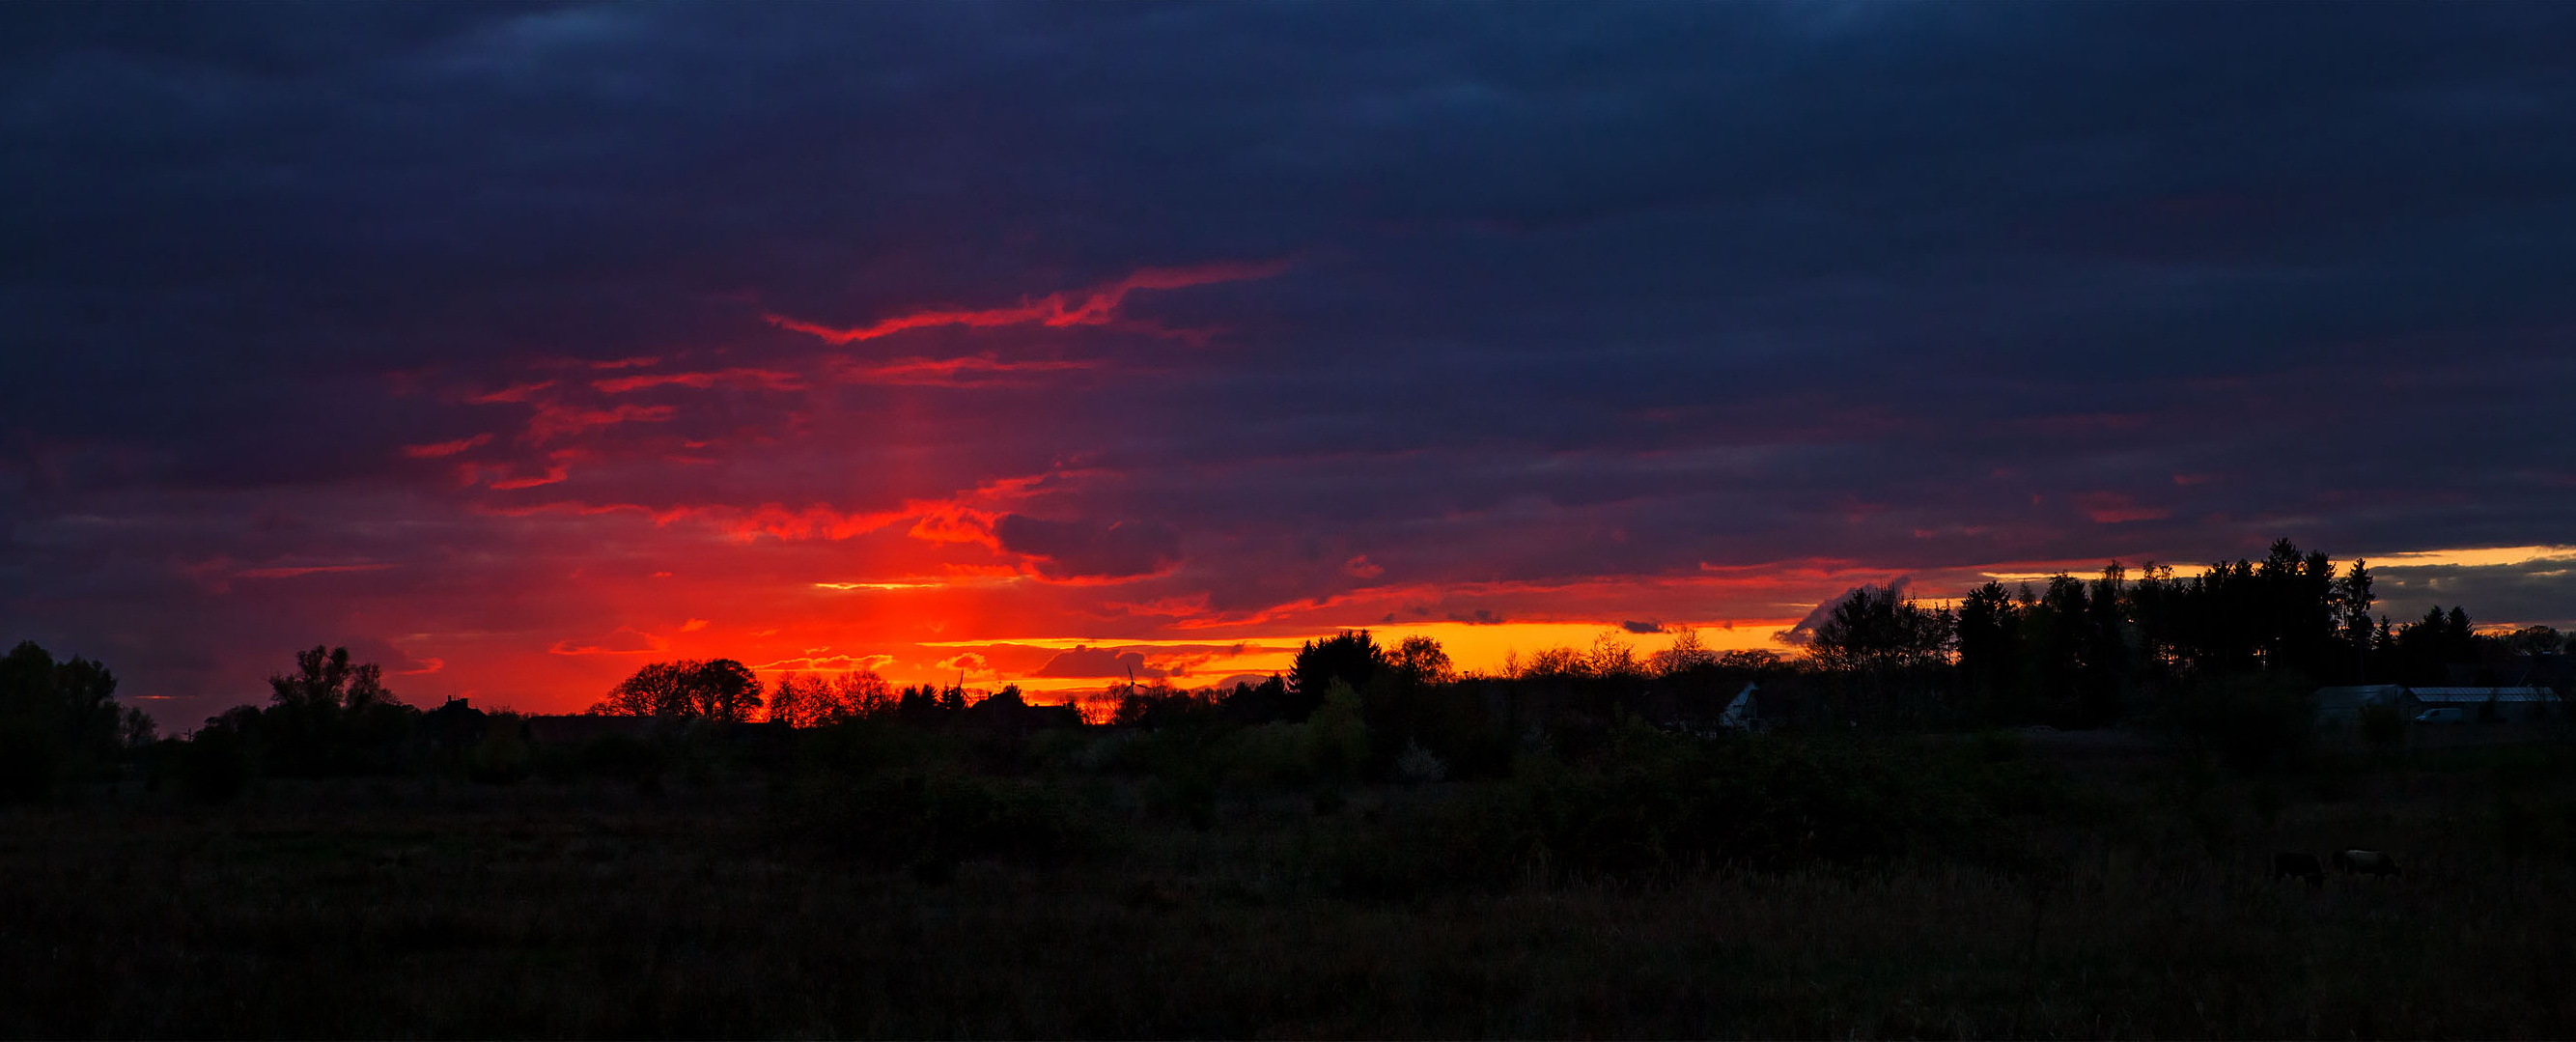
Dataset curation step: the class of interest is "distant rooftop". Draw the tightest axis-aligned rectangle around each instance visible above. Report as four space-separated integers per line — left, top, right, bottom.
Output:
2411 687 2559 703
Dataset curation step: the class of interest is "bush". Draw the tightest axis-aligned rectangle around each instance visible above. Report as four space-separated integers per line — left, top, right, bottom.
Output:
1416 728 2068 885
775 770 1096 873
464 726 532 784
1395 740 1448 784
172 731 253 803
0 719 57 803
1305 681 1369 782
1222 722 1317 787
2359 703 2406 756
2171 674 2315 773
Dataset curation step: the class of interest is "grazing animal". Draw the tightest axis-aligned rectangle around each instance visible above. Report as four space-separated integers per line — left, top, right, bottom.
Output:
2335 849 2401 877
2271 852 2325 887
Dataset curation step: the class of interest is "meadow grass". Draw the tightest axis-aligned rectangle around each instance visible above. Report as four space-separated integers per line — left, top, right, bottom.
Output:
3 744 2572 1038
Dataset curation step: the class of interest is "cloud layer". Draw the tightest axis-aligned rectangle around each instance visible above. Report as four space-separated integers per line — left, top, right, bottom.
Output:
5 4 2574 723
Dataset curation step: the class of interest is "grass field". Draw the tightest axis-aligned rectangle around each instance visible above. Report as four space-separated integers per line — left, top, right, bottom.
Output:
4 736 2573 1038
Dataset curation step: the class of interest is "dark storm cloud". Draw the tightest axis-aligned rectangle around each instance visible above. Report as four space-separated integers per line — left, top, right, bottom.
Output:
6 2 2576 717
995 515 1183 581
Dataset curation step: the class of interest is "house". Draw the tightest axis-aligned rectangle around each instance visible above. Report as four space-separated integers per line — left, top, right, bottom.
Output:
418 697 490 751
1718 682 1767 733
1652 681 1772 737
2312 685 2564 727
962 693 1085 734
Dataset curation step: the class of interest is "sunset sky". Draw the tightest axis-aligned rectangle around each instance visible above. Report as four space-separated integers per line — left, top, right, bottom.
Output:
7 3 2574 726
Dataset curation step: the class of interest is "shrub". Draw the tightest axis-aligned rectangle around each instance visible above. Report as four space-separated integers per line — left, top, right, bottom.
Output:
1418 729 2066 885
2171 673 2315 773
775 770 1096 872
464 724 532 784
1395 740 1448 784
2359 702 2405 756
1305 681 1370 782
172 730 253 803
1222 722 1316 787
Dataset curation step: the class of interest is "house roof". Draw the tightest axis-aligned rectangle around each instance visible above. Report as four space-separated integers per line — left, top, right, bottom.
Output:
2315 685 2405 707
2410 687 2560 704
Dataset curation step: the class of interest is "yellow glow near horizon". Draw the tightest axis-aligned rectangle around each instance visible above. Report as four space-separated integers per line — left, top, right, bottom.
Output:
1980 562 2216 585
2362 545 2576 568
958 619 1801 694
1359 619 1795 676
1979 545 2576 586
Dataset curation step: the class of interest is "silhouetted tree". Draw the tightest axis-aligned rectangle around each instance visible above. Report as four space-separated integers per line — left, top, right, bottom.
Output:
2503 625 2563 657
1955 581 2023 721
590 659 764 721
1217 674 1290 722
833 670 895 718
1714 649 1783 672
1582 633 1646 680
769 670 895 727
2394 605 2479 686
0 641 149 800
1389 635 1455 686
1648 628 1718 677
2337 558 2377 681
893 683 967 724
1808 585 1954 673
1290 631 1384 721
252 646 420 776
768 672 828 727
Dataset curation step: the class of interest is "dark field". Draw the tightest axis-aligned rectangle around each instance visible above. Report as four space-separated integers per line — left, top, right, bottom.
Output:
8 735 2575 1039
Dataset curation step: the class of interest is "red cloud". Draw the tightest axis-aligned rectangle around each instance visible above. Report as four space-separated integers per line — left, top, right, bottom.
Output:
401 434 494 459
2074 492 2170 524
547 626 668 656
831 354 1094 386
466 380 555 404
907 504 1003 551
723 503 909 542
488 462 571 491
765 260 1288 345
236 563 396 579
525 402 675 443
591 368 806 394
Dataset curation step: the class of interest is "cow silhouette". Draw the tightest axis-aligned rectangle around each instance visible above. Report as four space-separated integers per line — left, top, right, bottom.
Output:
2335 849 2401 877
2271 851 2325 887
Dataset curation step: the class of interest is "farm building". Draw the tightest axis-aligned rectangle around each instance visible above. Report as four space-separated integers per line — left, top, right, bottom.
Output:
2405 687 2561 723
2311 685 2564 726
2313 685 2406 727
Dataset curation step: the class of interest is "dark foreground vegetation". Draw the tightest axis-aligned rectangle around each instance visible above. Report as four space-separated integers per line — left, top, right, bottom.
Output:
8 732 2576 1037
3 540 2572 1037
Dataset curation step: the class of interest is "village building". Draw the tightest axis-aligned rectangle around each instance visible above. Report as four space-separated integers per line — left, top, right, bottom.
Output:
2312 684 2562 727
2404 686 2561 723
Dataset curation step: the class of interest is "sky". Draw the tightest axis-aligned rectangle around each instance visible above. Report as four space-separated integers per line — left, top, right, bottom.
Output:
6 2 2574 726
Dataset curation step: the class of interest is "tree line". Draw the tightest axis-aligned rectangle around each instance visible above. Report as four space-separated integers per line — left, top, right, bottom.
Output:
1802 538 2563 729
0 537 2558 803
